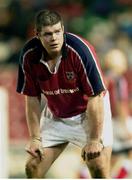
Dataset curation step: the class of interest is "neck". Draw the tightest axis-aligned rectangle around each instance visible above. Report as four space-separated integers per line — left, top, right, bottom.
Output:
46 51 62 61
51 51 62 58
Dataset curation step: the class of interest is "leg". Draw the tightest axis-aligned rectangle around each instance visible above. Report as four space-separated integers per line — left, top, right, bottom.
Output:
25 142 68 178
86 147 112 178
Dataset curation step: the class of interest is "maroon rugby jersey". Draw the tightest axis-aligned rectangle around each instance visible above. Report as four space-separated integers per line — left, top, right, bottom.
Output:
17 32 106 118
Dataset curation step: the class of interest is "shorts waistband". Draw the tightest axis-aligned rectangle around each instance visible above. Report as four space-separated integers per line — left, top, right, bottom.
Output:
60 112 86 121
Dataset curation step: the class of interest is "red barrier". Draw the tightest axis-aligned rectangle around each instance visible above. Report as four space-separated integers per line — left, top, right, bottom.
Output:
0 66 29 141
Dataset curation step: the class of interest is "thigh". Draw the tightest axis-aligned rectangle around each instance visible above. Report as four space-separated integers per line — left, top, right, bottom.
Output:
26 142 68 178
86 147 112 178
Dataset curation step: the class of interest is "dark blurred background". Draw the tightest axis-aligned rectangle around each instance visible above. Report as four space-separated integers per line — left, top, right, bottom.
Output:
0 0 132 178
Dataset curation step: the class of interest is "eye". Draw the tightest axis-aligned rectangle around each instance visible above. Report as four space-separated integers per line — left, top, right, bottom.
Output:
44 32 52 37
55 29 61 34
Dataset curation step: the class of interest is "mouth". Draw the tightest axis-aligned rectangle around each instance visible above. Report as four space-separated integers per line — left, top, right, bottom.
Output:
50 44 58 48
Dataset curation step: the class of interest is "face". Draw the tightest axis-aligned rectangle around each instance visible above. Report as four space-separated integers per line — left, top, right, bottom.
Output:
38 22 64 56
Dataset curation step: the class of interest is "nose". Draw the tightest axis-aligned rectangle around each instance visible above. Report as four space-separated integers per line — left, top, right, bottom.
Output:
51 33 57 41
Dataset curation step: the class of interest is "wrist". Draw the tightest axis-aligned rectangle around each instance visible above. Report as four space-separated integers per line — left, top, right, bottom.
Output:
89 138 103 144
30 135 42 142
89 138 101 142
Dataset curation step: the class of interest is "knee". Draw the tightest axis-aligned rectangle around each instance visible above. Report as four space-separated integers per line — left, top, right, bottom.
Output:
88 166 106 178
25 158 38 178
86 147 112 178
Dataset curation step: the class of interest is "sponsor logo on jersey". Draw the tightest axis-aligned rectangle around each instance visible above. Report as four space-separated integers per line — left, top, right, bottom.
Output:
42 87 79 95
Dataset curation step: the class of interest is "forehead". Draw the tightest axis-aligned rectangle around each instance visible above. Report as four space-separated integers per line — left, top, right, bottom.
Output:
41 22 62 33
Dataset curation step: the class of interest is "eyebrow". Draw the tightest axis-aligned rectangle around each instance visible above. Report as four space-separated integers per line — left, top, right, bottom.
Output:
43 28 62 35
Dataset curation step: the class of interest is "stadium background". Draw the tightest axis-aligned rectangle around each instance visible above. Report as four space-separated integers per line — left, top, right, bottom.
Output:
0 0 132 178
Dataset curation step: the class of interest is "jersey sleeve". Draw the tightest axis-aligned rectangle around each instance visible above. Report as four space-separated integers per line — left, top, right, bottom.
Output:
77 43 106 96
16 49 41 96
66 33 106 97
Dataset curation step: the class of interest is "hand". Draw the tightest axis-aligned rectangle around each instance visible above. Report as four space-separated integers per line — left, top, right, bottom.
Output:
25 137 44 160
81 140 104 161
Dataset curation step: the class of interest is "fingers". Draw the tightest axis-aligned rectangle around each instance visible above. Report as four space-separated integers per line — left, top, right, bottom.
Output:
81 149 86 161
81 142 104 161
86 151 100 160
35 148 44 160
82 150 101 161
25 146 44 160
25 138 44 160
25 147 39 158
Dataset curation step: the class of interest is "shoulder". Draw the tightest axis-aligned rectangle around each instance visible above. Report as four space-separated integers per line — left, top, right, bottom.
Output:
20 37 42 64
65 32 93 50
23 37 42 52
65 32 95 58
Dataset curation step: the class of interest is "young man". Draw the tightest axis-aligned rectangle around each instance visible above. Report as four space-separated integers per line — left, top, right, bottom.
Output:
16 9 113 178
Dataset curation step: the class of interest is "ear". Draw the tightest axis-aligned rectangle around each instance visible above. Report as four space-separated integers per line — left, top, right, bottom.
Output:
34 28 39 37
36 31 39 37
36 32 41 40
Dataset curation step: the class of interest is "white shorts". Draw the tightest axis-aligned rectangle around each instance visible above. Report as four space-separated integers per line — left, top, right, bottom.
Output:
40 91 113 148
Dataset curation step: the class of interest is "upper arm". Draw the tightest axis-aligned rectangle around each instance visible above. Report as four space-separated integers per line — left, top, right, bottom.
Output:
25 95 41 116
25 95 41 105
86 92 104 118
88 92 104 106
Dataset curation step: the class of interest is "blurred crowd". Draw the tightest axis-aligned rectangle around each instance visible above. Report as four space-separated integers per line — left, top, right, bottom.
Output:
0 0 132 178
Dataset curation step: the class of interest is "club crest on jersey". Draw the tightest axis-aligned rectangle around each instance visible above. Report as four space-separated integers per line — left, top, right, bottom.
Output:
66 71 74 80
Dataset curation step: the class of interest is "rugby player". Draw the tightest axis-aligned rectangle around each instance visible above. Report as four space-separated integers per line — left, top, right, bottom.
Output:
16 9 113 178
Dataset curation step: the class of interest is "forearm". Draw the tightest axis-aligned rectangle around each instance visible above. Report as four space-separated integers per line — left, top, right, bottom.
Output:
86 92 104 141
25 96 41 138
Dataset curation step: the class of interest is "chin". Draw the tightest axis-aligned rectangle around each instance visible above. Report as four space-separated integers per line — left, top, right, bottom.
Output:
51 48 61 53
